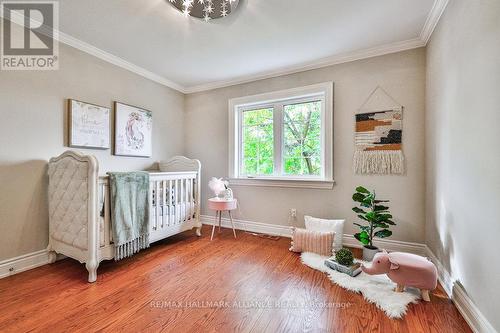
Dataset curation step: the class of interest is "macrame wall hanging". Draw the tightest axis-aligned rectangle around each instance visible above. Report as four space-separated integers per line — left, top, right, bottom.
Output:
353 86 405 175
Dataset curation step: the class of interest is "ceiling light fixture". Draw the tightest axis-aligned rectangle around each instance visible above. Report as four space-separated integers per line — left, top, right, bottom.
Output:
168 0 239 21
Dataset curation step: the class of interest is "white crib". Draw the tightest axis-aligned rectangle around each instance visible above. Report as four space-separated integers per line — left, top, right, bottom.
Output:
47 151 201 282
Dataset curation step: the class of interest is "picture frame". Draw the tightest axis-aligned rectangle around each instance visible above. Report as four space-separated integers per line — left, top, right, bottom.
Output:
68 99 111 149
114 102 153 157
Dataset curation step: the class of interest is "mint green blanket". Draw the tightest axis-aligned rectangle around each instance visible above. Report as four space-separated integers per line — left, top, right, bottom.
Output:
108 172 150 261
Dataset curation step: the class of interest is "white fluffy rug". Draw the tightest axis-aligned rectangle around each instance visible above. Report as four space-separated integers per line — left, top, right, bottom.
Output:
301 252 420 319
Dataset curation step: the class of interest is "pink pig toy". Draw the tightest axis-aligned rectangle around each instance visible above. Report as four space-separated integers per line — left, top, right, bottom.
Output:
361 251 438 302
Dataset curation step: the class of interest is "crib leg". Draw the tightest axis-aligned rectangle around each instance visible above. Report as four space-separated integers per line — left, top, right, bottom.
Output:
48 251 57 264
86 261 99 283
195 226 202 237
46 245 57 264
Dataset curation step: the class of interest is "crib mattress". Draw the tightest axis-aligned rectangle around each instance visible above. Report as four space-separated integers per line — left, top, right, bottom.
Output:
99 202 195 247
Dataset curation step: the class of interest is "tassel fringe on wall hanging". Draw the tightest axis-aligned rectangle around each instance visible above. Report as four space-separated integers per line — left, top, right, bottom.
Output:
353 86 405 175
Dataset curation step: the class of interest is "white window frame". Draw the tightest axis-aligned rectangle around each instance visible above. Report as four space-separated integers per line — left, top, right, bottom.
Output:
228 82 334 189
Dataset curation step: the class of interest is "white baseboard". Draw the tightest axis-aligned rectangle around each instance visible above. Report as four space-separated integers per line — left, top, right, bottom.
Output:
342 234 427 256
452 282 497 333
201 214 293 237
202 214 496 333
424 246 453 296
425 246 497 333
2 218 496 332
0 249 50 279
201 214 426 255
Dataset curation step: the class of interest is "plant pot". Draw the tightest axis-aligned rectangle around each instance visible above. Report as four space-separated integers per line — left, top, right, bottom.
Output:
362 246 380 262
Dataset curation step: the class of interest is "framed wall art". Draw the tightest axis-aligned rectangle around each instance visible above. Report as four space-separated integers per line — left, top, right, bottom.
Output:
69 99 110 149
114 102 152 157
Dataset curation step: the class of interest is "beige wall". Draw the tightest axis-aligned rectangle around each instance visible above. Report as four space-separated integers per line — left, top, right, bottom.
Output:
425 0 500 330
0 44 185 261
185 48 426 244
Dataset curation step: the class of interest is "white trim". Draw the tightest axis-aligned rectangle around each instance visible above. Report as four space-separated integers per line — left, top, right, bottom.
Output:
201 214 293 237
185 38 425 93
452 283 497 333
419 0 450 44
3 221 495 333
228 178 334 190
201 213 495 333
424 246 453 296
425 246 497 333
0 250 50 279
187 0 447 93
0 3 446 94
0 10 187 93
200 214 426 255
342 234 427 256
228 82 333 185
57 31 186 93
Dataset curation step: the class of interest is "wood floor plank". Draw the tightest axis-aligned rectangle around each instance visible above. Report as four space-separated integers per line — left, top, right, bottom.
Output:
0 226 472 333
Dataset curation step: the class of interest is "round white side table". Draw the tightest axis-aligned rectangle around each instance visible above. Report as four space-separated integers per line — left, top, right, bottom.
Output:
207 198 237 241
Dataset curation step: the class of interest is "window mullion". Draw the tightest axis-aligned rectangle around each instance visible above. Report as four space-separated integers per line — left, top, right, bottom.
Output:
237 108 244 177
273 104 283 176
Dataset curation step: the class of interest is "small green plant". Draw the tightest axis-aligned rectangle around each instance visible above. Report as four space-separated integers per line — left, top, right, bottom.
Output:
352 186 396 248
335 248 354 267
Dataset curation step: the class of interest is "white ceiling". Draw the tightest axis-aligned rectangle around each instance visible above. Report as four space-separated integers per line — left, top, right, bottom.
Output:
57 0 441 92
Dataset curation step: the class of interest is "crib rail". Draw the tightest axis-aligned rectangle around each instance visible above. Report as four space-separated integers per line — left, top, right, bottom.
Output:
98 171 199 247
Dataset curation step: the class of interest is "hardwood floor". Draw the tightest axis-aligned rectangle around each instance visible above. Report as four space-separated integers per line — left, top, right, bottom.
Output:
0 226 471 333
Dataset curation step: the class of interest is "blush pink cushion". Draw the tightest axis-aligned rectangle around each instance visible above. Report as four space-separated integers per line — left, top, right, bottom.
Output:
289 228 335 256
387 252 438 290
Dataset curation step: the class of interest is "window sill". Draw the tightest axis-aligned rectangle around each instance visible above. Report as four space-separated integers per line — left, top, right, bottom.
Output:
228 178 335 189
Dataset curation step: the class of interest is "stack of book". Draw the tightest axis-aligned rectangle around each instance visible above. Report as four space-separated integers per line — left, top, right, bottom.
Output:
324 258 362 277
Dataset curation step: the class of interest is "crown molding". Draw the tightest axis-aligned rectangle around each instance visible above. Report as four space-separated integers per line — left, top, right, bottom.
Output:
184 38 426 93
1 0 449 94
420 0 450 44
186 0 450 93
0 9 187 93
56 31 187 93
57 31 186 94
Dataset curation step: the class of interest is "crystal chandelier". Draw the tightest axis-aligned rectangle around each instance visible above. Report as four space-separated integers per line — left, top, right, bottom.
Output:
168 0 240 22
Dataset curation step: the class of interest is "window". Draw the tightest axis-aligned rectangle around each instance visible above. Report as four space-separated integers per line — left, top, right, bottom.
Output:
229 83 333 189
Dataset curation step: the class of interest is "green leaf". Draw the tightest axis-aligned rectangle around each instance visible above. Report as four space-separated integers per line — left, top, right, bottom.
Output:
374 199 390 203
357 214 368 222
376 213 393 222
354 231 370 245
373 222 389 229
362 193 375 207
365 211 376 221
355 186 370 194
374 205 389 211
352 207 366 214
353 223 370 232
352 193 366 202
385 220 396 225
360 202 372 208
374 229 392 238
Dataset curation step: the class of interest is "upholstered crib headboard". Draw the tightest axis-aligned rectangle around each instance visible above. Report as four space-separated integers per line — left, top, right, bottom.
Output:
48 151 99 251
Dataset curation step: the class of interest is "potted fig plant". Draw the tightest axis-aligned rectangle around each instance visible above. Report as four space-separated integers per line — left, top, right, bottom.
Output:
352 186 396 261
